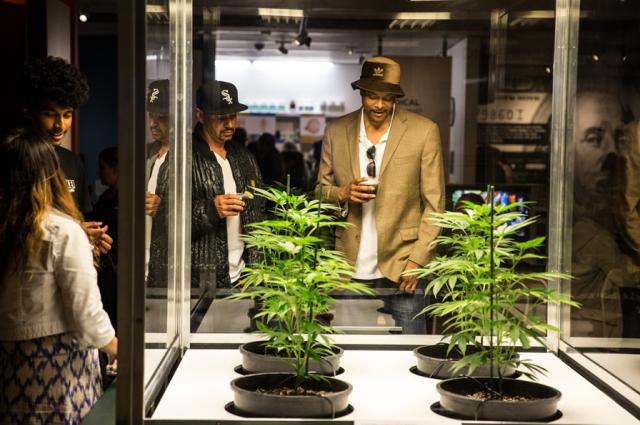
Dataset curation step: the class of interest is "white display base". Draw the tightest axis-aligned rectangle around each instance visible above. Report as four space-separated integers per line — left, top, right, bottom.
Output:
151 348 637 424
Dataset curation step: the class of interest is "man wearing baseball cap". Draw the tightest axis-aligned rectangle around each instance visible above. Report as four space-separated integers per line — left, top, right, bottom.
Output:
316 56 445 334
145 79 171 288
191 81 262 289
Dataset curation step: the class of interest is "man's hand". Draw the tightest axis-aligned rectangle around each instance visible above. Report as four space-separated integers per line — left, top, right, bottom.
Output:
95 232 113 255
83 221 112 255
214 194 245 218
398 260 421 293
338 177 376 204
146 193 161 217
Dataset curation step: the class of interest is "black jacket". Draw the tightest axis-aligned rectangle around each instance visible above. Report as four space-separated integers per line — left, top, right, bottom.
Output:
191 125 263 288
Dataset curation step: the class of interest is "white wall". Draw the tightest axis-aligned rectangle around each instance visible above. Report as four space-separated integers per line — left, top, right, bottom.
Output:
215 60 362 116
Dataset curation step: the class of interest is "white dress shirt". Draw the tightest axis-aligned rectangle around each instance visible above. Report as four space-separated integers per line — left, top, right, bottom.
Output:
354 107 395 279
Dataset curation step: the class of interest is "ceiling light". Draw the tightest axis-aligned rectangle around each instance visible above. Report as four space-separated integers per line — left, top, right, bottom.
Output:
278 42 289 54
258 8 304 18
146 5 166 13
78 12 88 22
592 54 600 62
394 12 451 20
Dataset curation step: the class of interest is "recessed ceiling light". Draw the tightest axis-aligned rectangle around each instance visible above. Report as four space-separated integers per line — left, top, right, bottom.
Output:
393 12 451 20
258 8 304 18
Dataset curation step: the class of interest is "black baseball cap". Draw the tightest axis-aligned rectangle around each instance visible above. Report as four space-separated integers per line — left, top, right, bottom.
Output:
147 79 170 114
196 81 248 115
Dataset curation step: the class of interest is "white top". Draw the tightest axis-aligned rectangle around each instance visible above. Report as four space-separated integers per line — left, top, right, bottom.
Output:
214 152 245 284
145 152 168 277
354 108 394 280
0 208 115 348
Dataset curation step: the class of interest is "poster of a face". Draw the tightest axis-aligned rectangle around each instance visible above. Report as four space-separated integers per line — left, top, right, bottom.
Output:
573 91 624 196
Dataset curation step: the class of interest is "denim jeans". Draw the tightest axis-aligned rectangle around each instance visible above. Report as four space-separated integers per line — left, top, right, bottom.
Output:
358 277 428 334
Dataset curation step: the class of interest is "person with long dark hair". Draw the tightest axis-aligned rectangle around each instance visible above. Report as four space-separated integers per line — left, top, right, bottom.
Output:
0 129 117 424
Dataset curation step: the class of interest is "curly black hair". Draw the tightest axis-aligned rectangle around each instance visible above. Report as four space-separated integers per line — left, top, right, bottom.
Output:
21 56 89 112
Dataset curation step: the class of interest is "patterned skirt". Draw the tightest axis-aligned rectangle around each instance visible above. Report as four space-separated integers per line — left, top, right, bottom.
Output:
0 333 102 425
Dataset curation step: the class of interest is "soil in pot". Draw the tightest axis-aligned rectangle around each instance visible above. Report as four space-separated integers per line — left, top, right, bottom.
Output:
413 344 518 378
436 377 561 421
230 372 352 418
240 340 343 375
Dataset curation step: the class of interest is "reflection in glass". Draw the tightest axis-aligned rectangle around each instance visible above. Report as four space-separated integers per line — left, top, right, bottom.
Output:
564 0 640 403
144 1 174 395
188 1 560 337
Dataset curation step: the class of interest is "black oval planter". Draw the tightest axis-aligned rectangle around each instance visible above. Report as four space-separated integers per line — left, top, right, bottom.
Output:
230 372 352 418
436 377 561 421
413 344 517 378
240 341 343 375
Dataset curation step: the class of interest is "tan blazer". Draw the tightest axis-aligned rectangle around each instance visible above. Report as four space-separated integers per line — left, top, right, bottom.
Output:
317 107 445 282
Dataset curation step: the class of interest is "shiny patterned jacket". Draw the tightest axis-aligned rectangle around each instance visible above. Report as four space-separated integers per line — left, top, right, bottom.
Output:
191 124 263 289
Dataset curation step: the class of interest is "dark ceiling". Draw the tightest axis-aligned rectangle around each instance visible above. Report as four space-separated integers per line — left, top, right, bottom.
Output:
78 0 638 65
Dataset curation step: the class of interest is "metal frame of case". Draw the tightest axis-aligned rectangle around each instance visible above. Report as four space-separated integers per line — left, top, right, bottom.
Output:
115 0 639 421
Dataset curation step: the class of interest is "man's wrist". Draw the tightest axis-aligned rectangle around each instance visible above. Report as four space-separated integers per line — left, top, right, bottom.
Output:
338 187 347 204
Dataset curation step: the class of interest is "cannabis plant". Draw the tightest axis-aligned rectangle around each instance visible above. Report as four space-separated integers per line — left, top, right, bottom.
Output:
407 190 579 391
230 187 373 386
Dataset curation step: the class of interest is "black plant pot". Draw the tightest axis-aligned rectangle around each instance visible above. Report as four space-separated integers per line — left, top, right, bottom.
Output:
240 340 343 375
230 372 352 418
414 344 518 378
436 377 561 421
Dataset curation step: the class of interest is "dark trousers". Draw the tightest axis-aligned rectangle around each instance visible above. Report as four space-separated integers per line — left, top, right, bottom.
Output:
357 277 428 334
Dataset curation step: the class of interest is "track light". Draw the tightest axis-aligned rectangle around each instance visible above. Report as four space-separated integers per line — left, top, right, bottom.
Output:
278 42 288 54
293 30 312 47
254 42 265 51
293 16 312 48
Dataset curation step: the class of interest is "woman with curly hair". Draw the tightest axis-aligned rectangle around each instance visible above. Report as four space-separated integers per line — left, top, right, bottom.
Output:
0 128 117 424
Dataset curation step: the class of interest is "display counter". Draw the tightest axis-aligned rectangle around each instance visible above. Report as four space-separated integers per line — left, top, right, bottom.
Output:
152 346 637 424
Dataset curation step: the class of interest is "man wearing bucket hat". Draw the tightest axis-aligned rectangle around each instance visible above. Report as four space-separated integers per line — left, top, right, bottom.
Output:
191 81 263 289
145 79 171 288
316 56 445 334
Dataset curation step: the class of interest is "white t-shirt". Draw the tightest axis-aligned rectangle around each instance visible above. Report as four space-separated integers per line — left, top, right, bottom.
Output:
214 152 245 283
145 152 167 278
354 108 395 280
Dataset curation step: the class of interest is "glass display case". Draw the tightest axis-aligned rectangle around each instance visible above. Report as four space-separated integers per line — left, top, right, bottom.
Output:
104 0 640 423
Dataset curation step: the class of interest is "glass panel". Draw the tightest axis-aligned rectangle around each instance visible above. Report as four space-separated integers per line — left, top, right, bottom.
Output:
183 1 557 337
144 0 177 395
142 0 192 417
563 0 640 398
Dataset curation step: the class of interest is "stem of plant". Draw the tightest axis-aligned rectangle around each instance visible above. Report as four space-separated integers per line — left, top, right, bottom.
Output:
488 184 495 395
